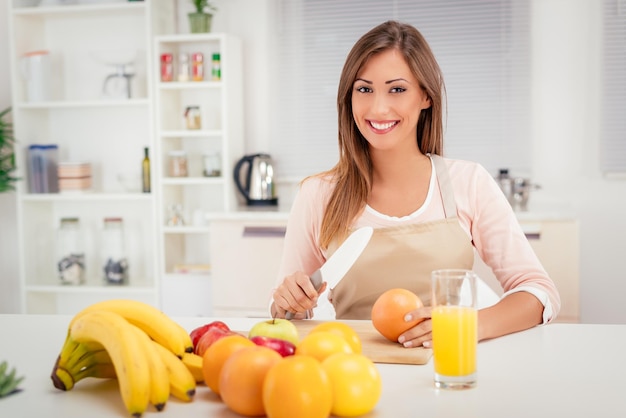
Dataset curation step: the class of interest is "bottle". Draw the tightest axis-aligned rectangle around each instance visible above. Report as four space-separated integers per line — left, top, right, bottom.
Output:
192 53 204 81
142 147 150 193
211 53 221 81
178 53 190 82
160 53 173 82
101 217 129 285
56 217 85 285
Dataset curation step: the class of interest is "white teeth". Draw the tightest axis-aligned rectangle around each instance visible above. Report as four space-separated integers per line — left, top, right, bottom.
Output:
370 121 396 130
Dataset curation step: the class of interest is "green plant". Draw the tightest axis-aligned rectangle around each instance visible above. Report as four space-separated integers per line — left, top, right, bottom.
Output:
0 360 24 398
191 0 218 14
0 107 18 193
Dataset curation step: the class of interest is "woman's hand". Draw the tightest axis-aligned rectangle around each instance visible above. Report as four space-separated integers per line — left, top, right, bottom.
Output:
397 306 433 348
271 271 327 319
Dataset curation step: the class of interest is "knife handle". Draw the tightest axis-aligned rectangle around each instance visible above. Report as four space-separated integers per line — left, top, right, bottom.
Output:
285 270 325 320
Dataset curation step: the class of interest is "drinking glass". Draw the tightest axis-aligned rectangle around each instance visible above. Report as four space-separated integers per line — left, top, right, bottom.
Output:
431 269 478 389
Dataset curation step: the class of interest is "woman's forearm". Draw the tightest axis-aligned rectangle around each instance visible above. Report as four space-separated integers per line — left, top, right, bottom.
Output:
478 291 544 341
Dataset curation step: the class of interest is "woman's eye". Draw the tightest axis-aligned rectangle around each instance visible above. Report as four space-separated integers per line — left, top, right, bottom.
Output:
355 86 372 93
390 86 406 93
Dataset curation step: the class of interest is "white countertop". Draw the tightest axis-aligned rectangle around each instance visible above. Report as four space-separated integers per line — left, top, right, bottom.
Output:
1 315 619 418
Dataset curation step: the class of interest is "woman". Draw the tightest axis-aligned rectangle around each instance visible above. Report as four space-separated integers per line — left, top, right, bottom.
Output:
270 21 560 348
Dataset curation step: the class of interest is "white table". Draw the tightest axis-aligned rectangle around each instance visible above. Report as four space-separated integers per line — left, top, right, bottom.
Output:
0 314 624 418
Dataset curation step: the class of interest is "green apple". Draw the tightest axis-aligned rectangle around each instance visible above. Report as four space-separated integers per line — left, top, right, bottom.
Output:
248 318 299 346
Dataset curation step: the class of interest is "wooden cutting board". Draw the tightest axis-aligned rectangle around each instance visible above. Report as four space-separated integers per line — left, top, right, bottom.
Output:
292 319 432 365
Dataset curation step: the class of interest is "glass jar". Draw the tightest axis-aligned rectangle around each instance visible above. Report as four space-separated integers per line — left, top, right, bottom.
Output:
203 152 221 177
56 217 85 285
177 53 190 82
191 52 204 81
184 106 201 130
169 150 188 177
101 217 129 285
160 53 173 82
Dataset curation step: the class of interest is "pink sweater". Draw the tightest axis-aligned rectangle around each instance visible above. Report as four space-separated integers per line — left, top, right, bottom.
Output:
277 157 561 322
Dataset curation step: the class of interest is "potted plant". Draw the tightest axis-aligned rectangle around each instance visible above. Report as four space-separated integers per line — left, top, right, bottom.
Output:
0 107 18 193
189 0 218 34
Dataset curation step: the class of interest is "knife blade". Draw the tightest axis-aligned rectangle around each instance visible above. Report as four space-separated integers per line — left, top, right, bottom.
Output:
286 226 373 319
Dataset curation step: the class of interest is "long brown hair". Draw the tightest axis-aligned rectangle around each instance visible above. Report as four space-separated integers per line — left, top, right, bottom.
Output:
318 20 446 249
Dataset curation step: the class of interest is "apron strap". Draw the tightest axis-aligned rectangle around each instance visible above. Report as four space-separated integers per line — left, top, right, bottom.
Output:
431 154 457 219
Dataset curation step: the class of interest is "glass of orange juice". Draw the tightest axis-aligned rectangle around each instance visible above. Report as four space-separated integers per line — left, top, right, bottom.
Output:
431 269 478 389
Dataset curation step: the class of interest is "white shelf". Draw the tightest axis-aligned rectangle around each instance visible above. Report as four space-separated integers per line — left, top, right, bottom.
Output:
12 2 145 17
17 99 150 109
25 284 155 294
161 177 223 186
161 129 222 138
162 226 211 234
10 0 177 314
21 193 153 202
158 81 221 90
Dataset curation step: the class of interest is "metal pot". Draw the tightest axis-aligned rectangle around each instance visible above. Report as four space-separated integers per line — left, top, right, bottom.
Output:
495 170 540 211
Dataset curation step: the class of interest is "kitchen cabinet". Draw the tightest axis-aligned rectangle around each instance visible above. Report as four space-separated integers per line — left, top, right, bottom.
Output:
153 34 244 315
473 218 580 323
210 216 580 322
8 0 175 313
209 216 288 318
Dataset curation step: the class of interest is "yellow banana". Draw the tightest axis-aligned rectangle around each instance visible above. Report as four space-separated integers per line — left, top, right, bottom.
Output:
152 341 196 402
52 347 116 391
181 352 204 383
70 299 193 357
129 325 170 411
70 310 151 417
52 337 108 391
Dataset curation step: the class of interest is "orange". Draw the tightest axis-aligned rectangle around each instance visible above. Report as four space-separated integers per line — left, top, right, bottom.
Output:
309 321 362 354
219 346 282 416
371 288 425 341
202 334 255 395
263 355 332 418
322 352 382 417
295 330 353 362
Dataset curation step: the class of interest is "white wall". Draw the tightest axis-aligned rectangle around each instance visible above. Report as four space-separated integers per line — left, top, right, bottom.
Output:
1 0 625 322
0 0 20 313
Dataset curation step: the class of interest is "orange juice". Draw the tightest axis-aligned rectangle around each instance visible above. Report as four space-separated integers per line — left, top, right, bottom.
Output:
432 305 477 376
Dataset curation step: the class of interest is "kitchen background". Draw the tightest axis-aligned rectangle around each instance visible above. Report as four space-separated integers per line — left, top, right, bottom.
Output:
0 0 624 323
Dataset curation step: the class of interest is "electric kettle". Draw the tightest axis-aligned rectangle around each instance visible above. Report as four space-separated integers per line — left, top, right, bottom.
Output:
233 153 278 206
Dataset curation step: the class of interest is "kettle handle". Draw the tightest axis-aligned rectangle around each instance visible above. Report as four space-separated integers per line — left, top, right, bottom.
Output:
233 155 254 200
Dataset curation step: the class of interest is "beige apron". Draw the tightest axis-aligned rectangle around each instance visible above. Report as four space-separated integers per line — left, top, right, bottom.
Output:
328 155 474 319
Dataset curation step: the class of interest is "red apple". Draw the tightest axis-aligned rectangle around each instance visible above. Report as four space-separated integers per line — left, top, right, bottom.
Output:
190 320 231 350
195 326 235 356
250 335 296 357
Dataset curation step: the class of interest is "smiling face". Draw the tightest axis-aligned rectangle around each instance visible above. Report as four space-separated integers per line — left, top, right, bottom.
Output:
351 48 431 154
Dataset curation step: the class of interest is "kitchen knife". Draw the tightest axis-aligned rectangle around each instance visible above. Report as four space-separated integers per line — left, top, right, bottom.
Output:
286 226 373 319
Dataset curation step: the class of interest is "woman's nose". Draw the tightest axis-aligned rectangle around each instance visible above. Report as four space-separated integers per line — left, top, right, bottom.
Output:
371 92 390 114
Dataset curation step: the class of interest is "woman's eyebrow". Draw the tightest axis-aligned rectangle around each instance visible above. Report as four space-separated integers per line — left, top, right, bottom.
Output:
354 77 408 84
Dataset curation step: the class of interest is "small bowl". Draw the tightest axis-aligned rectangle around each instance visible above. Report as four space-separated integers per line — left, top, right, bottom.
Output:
117 173 142 193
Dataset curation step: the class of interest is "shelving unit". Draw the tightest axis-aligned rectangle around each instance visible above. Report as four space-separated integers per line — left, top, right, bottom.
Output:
154 33 244 316
8 0 175 314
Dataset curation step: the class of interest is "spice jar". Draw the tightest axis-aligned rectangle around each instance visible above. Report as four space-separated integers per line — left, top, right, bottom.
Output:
56 217 85 285
191 53 204 81
211 53 221 81
177 53 190 82
169 150 188 177
184 106 201 130
160 53 173 82
101 217 129 285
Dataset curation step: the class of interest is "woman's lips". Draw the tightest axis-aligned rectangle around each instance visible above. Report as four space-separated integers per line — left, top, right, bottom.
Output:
368 120 398 133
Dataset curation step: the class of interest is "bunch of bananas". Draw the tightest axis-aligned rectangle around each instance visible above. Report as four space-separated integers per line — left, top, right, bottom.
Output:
0 361 24 398
50 299 205 417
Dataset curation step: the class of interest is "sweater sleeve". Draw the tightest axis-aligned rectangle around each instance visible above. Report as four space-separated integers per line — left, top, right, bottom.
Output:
452 161 561 322
274 176 330 288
